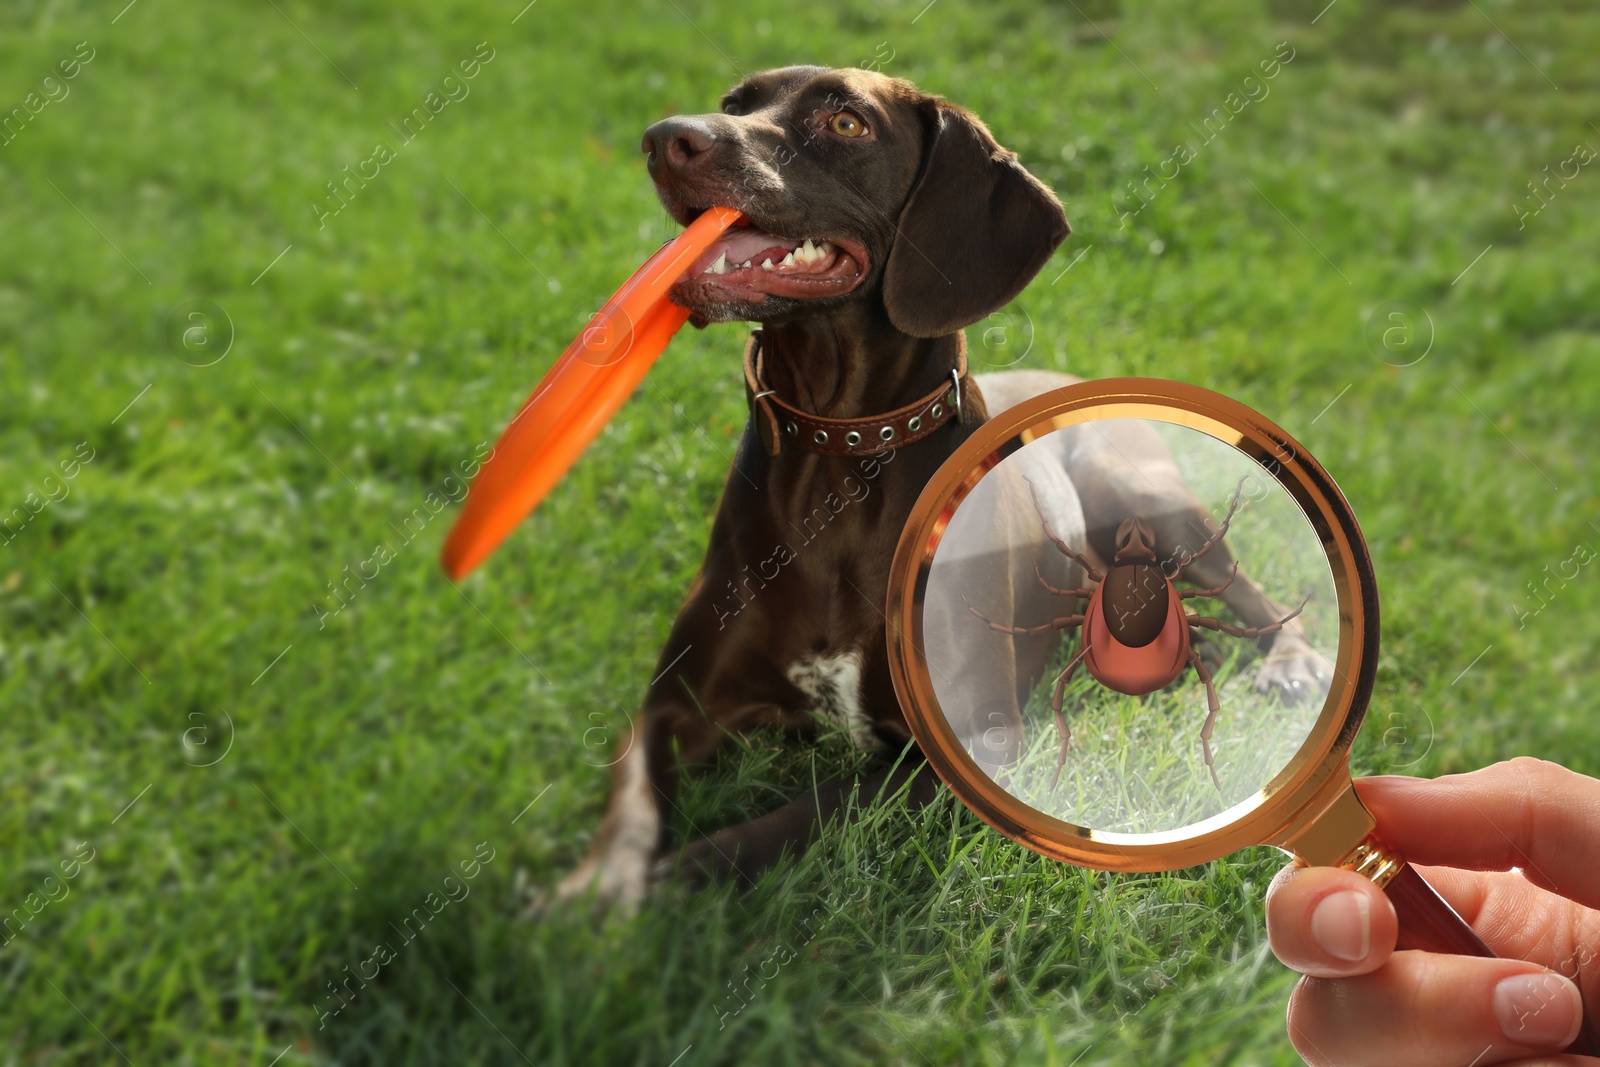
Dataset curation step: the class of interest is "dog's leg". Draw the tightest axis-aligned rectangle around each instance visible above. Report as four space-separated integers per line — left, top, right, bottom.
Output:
1158 504 1329 699
545 694 792 909
655 756 942 888
544 717 664 911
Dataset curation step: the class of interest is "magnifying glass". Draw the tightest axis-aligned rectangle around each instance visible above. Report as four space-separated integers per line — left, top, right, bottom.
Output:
886 378 1560 976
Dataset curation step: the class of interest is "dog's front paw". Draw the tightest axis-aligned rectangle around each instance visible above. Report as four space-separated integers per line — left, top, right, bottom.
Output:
1251 636 1333 705
523 852 654 919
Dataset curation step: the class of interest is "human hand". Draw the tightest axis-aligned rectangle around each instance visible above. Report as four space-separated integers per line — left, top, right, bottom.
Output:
1265 758 1600 1066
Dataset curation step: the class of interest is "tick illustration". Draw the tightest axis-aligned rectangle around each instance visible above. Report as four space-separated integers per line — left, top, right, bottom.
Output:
967 481 1308 790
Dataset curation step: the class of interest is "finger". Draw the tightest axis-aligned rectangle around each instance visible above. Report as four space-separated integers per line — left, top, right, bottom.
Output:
1288 953 1585 1067
1357 759 1600 910
1412 863 1600 968
1266 864 1399 977
1409 863 1600 1030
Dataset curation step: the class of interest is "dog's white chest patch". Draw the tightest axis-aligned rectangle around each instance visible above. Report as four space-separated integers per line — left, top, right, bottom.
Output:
786 651 880 750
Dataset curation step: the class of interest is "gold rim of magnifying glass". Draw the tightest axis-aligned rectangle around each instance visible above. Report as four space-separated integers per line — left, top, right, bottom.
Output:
886 378 1380 872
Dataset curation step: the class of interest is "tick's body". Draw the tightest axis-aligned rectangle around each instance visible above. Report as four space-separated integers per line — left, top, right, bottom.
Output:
1083 565 1189 696
969 480 1307 789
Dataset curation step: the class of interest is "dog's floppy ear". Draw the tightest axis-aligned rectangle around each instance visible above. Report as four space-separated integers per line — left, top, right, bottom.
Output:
883 100 1070 338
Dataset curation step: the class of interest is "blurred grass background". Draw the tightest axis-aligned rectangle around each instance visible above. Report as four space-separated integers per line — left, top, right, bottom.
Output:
2 0 1597 1063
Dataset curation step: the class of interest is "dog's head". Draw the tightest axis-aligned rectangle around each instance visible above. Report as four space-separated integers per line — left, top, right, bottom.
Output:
642 66 1070 337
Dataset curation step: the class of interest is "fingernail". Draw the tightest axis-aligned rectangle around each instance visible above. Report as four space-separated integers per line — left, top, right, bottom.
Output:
1310 890 1370 962
1494 972 1583 1047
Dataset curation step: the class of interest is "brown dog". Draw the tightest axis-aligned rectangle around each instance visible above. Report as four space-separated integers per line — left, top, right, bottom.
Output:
545 66 1328 909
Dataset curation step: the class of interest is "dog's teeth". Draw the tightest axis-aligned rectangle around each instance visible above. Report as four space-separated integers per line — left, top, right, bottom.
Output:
790 238 830 266
706 251 728 275
780 251 797 268
761 258 774 270
741 259 752 269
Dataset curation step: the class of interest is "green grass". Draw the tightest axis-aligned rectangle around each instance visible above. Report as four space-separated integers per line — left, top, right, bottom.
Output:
2 0 1598 1063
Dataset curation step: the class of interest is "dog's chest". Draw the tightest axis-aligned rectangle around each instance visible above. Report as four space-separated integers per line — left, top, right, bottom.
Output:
785 650 882 750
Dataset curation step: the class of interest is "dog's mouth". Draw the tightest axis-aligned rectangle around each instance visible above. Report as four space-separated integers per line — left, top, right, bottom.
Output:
671 220 868 305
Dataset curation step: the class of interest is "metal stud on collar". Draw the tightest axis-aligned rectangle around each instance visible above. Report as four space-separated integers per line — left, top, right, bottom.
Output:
949 369 964 424
880 426 895 442
844 430 862 447
784 421 798 436
813 429 829 445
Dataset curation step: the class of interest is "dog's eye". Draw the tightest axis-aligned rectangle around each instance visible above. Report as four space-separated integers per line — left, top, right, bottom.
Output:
827 110 867 137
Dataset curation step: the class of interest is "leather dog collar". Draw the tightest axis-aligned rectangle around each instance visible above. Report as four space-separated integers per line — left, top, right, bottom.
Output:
742 329 968 458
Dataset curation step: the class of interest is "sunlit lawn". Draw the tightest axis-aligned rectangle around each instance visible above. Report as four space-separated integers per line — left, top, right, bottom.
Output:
3 0 1598 1063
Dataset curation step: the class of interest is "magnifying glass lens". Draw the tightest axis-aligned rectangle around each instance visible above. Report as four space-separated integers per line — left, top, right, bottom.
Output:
920 417 1338 837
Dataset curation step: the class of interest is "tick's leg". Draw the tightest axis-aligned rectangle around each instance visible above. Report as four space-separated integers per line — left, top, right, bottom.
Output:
1166 478 1246 577
1179 561 1239 600
963 595 1085 638
1188 650 1223 792
1026 478 1104 583
1049 645 1091 789
1034 561 1096 600
1187 594 1309 640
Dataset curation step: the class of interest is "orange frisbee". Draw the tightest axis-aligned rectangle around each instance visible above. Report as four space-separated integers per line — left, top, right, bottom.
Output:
440 206 743 579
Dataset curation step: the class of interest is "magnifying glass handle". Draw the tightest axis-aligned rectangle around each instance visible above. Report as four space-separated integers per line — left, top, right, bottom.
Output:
1385 861 1492 957
1384 854 1599 1056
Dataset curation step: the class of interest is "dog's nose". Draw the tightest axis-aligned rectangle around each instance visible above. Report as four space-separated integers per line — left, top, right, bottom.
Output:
641 117 717 177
